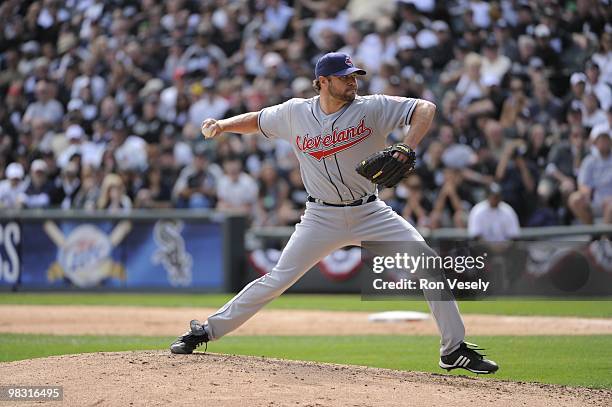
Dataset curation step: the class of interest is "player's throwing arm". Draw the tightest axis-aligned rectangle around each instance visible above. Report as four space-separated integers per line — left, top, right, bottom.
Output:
200 112 260 139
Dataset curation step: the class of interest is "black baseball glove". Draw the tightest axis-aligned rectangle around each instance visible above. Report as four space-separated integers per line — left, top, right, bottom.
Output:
355 143 416 188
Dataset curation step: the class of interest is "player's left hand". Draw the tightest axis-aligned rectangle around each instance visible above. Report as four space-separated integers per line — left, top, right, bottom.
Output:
355 143 416 188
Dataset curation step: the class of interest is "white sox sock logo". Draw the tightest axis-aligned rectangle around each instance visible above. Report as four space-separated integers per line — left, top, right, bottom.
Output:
295 118 372 160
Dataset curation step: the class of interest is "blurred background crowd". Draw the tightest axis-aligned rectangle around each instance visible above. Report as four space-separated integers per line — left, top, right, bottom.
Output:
0 0 610 231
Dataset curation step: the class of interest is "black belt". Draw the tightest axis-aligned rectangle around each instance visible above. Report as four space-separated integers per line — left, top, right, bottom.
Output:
307 194 377 207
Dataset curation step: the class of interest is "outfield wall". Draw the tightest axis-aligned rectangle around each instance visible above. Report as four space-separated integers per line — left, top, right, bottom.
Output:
1 209 610 296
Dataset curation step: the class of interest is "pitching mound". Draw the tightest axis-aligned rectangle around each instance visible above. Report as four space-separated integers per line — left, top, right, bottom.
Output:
1 351 610 407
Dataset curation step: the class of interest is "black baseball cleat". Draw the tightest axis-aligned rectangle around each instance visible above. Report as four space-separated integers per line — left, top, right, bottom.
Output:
170 320 209 354
439 342 499 374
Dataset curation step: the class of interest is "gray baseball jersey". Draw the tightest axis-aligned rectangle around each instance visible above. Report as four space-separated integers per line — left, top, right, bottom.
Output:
258 95 418 203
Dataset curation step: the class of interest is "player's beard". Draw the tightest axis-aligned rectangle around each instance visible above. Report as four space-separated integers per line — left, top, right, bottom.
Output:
328 82 356 103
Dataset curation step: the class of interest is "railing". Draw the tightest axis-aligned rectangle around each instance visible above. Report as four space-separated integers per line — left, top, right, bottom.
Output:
0 208 237 221
249 223 612 242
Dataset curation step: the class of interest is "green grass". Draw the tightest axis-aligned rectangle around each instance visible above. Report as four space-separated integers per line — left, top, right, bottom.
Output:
1 334 610 389
0 334 164 362
1 293 611 317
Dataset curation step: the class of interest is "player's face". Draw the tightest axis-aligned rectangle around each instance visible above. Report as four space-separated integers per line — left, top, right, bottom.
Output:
327 74 358 102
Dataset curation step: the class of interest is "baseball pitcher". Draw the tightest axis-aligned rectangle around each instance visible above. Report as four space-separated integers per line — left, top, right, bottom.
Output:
171 52 498 374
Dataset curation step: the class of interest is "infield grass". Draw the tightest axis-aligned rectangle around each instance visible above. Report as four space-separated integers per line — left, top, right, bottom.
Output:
0 293 611 317
0 334 610 389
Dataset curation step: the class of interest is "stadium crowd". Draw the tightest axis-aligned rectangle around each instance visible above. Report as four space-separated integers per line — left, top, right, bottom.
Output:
0 0 610 230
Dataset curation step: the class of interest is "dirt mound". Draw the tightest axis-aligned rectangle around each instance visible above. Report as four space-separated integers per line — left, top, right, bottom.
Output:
1 351 609 407
2 305 612 337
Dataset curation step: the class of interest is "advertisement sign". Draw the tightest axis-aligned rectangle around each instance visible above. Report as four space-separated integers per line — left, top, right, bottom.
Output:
0 221 20 287
1 219 224 290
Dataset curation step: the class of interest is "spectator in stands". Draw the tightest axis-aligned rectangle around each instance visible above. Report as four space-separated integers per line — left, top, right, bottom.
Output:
72 58 106 105
539 125 588 214
483 119 508 161
455 52 484 108
514 35 537 74
590 106 612 138
0 49 21 91
430 168 470 229
309 20 347 59
69 82 99 125
22 159 53 208
54 161 81 209
180 24 227 76
132 96 166 144
466 73 504 120
499 77 529 130
161 71 191 128
528 82 563 126
584 60 611 111
425 20 453 71
533 24 561 71
468 183 520 241
480 37 511 84
439 40 469 90
29 117 54 154
352 17 396 74
173 146 219 209
111 120 148 173
72 166 100 211
416 140 445 195
0 163 26 209
278 167 307 226
592 32 611 86
188 83 230 128
394 34 421 78
97 173 132 213
495 137 537 223
581 92 608 130
492 20 519 61
216 157 258 214
261 0 295 41
524 123 550 172
568 129 612 224
152 145 179 203
137 166 166 208
564 73 587 114
400 173 433 228
56 124 102 170
256 161 289 226
119 84 141 128
22 79 64 128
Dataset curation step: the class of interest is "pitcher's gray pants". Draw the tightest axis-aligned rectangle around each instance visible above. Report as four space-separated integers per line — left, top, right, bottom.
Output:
206 200 465 356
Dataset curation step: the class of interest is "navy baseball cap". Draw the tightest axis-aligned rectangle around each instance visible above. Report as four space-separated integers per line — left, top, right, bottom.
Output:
314 52 366 78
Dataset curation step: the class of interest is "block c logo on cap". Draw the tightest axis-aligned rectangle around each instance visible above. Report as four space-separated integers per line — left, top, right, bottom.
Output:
345 56 353 67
